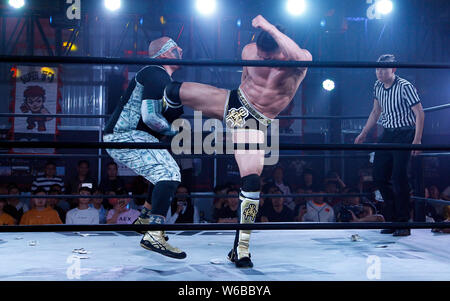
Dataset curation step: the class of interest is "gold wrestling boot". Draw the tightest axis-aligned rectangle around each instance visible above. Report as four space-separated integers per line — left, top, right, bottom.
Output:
134 208 169 240
227 193 259 268
140 215 186 259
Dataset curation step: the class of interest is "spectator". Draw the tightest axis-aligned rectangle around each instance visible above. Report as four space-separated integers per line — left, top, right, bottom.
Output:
425 185 445 220
431 206 450 234
31 161 65 193
293 187 305 208
99 162 125 194
4 184 29 222
214 188 239 223
89 189 107 224
300 189 335 222
106 189 140 224
213 185 229 210
66 160 97 194
441 186 450 220
261 186 294 222
271 166 295 210
166 185 199 224
20 189 62 225
299 169 317 191
293 187 311 222
256 183 275 222
0 197 16 225
324 180 342 207
442 185 450 201
66 186 99 224
47 187 67 223
49 184 70 212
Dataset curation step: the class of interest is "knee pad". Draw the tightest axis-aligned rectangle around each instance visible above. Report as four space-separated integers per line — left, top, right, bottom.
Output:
241 174 260 192
164 81 182 108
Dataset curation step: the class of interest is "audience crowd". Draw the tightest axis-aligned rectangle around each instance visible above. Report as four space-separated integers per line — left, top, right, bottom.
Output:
0 160 449 233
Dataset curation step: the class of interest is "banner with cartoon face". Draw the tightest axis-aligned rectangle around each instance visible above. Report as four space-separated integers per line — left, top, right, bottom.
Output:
12 66 58 134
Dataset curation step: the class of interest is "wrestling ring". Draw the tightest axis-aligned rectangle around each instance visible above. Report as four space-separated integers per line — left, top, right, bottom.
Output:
0 55 449 281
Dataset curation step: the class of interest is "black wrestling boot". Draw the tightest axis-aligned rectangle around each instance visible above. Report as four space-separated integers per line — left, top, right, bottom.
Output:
227 249 253 268
380 229 396 234
393 229 411 236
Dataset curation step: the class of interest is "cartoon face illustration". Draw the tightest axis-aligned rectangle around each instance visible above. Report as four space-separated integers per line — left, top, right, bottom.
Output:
23 86 46 113
26 96 44 113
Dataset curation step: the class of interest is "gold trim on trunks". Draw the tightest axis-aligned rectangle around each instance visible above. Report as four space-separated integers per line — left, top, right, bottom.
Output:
237 88 272 127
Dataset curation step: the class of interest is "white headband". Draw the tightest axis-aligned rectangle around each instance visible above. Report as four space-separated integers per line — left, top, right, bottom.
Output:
150 39 178 58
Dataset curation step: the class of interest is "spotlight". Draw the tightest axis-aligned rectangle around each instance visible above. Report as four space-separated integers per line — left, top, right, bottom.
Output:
320 19 326 27
196 0 216 16
286 0 306 16
237 19 241 27
9 0 25 9
376 0 393 15
104 0 121 12
322 79 335 91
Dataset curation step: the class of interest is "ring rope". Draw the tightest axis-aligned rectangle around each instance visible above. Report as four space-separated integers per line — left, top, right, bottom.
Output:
1 102 448 119
0 222 449 233
0 193 374 199
2 153 450 160
1 141 449 151
1 55 449 69
411 196 450 206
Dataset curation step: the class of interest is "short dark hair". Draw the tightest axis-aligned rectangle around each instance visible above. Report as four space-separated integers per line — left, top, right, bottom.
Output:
33 188 47 195
78 160 89 167
107 161 118 168
267 185 282 194
45 161 56 167
50 184 62 191
7 183 19 193
256 25 285 53
227 188 240 195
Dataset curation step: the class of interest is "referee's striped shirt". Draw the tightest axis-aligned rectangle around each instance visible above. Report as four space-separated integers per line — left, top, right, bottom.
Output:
373 75 421 129
31 174 65 192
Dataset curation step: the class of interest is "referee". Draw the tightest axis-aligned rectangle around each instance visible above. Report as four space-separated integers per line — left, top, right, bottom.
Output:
355 54 425 236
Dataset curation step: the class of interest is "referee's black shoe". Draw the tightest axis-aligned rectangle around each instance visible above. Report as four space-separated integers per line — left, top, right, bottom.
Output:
393 229 411 236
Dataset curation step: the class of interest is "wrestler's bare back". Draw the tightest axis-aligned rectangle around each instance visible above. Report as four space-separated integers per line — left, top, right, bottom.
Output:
239 43 307 119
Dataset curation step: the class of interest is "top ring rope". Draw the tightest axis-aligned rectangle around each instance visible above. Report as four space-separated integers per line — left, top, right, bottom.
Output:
1 141 449 151
0 55 449 69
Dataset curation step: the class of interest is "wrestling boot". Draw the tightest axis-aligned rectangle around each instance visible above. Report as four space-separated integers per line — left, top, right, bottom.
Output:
393 229 411 236
140 215 186 259
227 192 259 268
133 208 169 240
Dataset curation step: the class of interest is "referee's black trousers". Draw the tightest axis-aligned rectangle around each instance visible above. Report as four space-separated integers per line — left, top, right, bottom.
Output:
373 127 415 222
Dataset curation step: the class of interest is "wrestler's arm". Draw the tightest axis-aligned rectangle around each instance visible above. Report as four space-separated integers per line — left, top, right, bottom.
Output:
138 67 177 135
266 26 312 62
253 15 311 62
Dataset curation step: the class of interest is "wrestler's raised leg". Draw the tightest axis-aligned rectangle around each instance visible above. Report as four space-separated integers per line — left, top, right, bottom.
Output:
228 129 265 268
165 82 229 120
